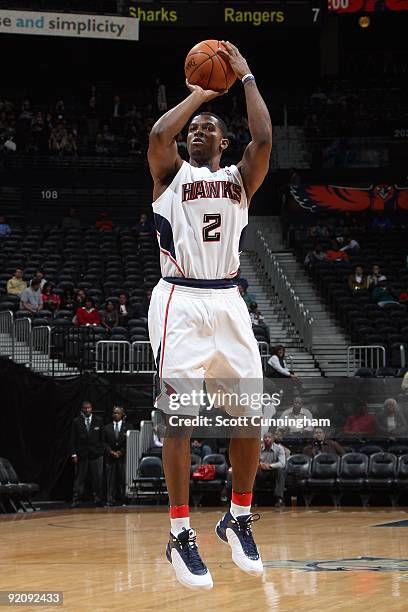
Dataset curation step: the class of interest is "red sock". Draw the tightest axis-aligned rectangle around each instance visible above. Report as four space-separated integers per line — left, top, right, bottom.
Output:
169 504 190 535
169 504 189 519
231 491 252 517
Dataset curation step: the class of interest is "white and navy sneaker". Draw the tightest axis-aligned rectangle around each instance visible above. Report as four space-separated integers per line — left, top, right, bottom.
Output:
216 511 263 575
166 528 213 590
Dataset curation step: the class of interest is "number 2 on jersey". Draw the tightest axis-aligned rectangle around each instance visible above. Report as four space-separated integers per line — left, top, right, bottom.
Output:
202 213 221 242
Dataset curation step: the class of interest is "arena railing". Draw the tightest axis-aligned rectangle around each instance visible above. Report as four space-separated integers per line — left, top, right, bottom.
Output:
125 430 140 498
14 317 32 365
0 313 53 374
0 310 14 358
255 230 314 351
132 341 156 374
95 340 132 374
31 326 52 373
347 345 386 377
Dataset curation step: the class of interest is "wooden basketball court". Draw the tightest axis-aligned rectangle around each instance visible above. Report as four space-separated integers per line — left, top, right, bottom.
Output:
1 507 408 611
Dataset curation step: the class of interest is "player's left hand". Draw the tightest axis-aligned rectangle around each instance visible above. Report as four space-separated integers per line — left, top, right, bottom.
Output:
218 41 251 80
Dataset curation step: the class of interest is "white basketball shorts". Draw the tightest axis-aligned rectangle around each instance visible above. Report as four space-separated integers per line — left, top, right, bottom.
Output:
148 279 264 417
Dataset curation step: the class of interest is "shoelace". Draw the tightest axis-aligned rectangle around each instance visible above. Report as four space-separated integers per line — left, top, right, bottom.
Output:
177 529 206 572
234 514 260 556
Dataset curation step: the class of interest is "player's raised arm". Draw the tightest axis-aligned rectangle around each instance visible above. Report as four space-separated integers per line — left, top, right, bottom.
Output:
218 41 272 202
148 85 224 190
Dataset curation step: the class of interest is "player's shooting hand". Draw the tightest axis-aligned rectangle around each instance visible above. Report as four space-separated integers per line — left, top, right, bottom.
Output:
218 41 251 80
186 80 227 101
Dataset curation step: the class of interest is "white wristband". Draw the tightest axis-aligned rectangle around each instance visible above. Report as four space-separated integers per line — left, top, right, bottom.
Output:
242 73 255 85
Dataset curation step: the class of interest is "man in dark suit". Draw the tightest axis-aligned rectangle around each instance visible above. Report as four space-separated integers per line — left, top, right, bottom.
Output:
104 406 133 506
71 400 104 507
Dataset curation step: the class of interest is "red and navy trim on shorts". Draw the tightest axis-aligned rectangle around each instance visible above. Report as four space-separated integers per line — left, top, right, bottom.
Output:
163 277 238 289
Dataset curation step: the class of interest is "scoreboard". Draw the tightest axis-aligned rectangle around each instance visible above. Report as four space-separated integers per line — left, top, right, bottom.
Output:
128 2 323 27
328 0 408 12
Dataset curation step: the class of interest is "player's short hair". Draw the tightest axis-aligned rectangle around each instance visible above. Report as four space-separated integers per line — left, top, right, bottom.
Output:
191 112 228 138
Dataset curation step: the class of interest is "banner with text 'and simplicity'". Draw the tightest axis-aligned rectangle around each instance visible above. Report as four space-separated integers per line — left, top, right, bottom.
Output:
0 10 139 41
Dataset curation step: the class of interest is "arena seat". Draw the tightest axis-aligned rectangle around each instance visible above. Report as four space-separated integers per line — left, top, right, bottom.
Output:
0 300 17 312
133 457 165 503
395 455 408 502
190 453 227 507
388 445 408 457
306 453 340 506
354 368 376 378
0 457 39 513
285 454 311 502
366 452 398 506
338 453 369 506
360 444 383 456
190 453 201 476
376 366 397 377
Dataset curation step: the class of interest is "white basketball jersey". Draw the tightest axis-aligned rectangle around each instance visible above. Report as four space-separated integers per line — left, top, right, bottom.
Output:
152 161 248 279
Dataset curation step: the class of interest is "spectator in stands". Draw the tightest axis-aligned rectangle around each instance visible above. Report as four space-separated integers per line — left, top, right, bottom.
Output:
372 276 401 308
326 239 349 262
399 286 408 305
376 398 408 437
111 95 125 135
303 428 345 457
341 236 360 254
41 281 61 312
191 439 212 460
71 400 104 507
49 122 69 154
237 278 256 308
61 207 81 230
95 211 113 231
255 431 286 507
342 400 377 434
304 244 326 268
7 267 26 296
275 428 291 460
64 128 78 155
34 269 46 290
249 302 270 344
62 288 76 312
367 264 382 290
19 278 43 313
280 397 314 435
348 265 368 293
0 215 11 237
75 289 86 308
372 212 393 231
95 124 115 154
116 292 130 325
74 296 101 327
134 212 154 238
261 399 277 438
267 345 297 379
101 300 119 331
127 125 142 155
134 288 152 320
104 406 133 506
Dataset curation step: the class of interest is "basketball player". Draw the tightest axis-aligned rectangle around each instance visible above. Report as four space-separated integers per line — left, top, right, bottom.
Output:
148 41 272 590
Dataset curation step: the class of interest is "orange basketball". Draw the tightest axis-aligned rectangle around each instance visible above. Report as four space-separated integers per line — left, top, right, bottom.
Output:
184 40 237 92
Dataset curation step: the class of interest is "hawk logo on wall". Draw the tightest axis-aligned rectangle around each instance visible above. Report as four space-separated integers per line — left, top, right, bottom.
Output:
290 184 408 212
